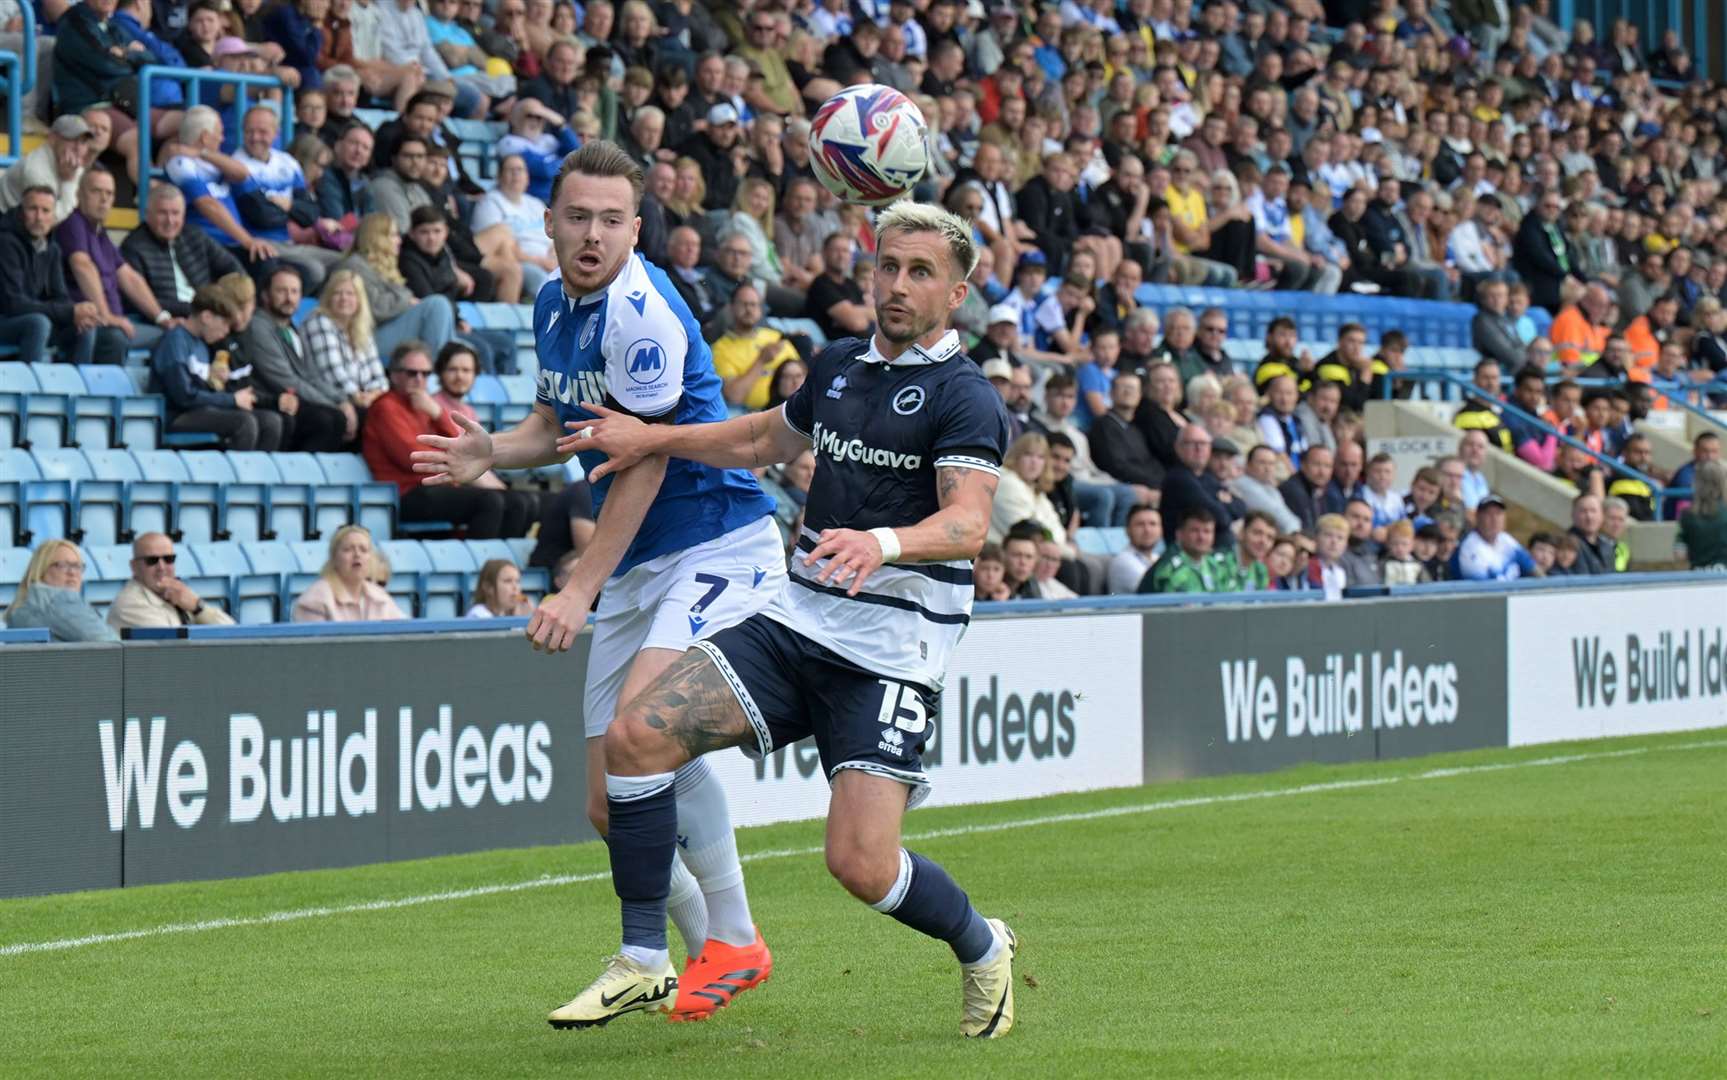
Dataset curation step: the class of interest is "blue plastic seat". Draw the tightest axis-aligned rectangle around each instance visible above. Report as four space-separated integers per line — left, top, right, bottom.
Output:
289 539 328 573
312 453 396 536
0 481 19 546
506 536 536 567
416 540 475 618
79 365 135 397
0 362 37 394
466 538 514 566
88 543 136 581
229 451 309 541
79 449 144 545
21 390 70 448
29 363 85 397
245 541 298 576
468 374 508 404
497 374 537 403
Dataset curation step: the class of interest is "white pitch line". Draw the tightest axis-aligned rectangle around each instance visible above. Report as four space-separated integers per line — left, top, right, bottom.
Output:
5 737 1724 959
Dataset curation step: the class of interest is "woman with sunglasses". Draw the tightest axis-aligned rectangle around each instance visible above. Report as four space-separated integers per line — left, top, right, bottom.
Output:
107 535 237 629
3 542 119 643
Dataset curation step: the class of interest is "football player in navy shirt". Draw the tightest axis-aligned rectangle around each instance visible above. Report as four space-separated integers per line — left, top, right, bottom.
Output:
561 203 1021 1038
411 141 783 1024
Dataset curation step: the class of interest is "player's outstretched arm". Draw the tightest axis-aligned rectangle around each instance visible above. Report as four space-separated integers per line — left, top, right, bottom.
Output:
412 403 567 484
561 402 810 481
805 466 997 597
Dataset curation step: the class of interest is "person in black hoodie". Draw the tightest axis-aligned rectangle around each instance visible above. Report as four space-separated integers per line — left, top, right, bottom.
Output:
1015 153 1080 274
398 206 519 373
0 189 128 363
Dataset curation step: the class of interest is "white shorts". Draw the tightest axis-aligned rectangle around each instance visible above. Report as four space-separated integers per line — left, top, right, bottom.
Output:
582 515 788 738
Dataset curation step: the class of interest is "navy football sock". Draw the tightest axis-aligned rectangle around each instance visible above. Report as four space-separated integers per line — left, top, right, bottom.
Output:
605 772 678 953
869 849 997 965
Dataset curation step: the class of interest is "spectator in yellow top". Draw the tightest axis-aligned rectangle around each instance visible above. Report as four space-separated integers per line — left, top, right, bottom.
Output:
737 8 802 116
710 283 798 411
1163 149 1209 256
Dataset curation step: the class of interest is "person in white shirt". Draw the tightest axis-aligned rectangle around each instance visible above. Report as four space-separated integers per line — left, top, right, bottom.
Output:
1107 504 1164 594
233 106 343 291
471 155 556 299
1452 495 1536 580
1362 451 1407 537
465 558 533 617
107 533 237 629
0 114 90 222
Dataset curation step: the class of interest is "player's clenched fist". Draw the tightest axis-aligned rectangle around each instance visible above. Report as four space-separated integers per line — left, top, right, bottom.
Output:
526 586 592 653
804 528 887 597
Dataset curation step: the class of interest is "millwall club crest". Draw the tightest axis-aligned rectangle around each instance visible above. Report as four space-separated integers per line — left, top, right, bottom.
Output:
578 313 599 350
892 385 926 415
826 374 848 399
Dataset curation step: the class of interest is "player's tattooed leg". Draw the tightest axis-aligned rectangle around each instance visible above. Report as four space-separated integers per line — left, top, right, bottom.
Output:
621 650 753 764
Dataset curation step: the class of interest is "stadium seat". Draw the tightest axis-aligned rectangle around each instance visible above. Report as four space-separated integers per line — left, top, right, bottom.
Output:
519 566 549 603
126 450 188 540
315 453 398 537
79 449 144 545
418 540 476 619
230 451 313 541
0 391 18 448
0 545 31 607
495 402 533 428
83 574 127 618
123 365 152 394
0 362 36 394
377 539 430 617
189 541 252 618
88 543 135 581
497 375 537 403
181 451 248 541
465 538 514 567
29 363 85 398
79 365 135 397
468 374 508 405
21 389 70 448
506 536 536 566
289 539 327 573
0 481 19 547
30 449 96 544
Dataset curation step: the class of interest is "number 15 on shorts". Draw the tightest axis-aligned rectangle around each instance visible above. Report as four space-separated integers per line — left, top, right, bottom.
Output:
876 680 930 734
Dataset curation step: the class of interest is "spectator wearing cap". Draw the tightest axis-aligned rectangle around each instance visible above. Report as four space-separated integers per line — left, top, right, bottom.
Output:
108 533 236 629
1452 494 1535 580
364 341 530 538
970 302 1024 368
152 285 287 449
1160 421 1236 550
3 541 119 643
1139 507 1231 594
57 167 170 354
675 103 745 211
0 186 129 363
1567 493 1618 575
0 115 92 223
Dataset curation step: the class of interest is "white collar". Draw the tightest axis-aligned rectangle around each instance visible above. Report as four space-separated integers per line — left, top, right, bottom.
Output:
864 329 962 367
562 253 636 311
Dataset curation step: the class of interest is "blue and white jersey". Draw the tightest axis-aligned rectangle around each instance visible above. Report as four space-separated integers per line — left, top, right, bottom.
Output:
235 147 309 205
533 252 775 575
770 331 1011 691
165 154 265 247
1451 530 1536 581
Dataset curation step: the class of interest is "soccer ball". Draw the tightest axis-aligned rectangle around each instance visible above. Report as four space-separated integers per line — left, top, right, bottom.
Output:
808 84 930 206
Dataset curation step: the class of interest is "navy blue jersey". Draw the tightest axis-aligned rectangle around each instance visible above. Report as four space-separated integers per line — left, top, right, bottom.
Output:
533 254 775 575
769 330 1011 689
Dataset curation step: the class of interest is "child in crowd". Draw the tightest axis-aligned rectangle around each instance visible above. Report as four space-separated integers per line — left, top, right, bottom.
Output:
1379 519 1429 585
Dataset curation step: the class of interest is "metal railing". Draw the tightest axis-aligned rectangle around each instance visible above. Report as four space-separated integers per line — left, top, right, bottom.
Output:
137 66 295 212
0 2 36 169
1385 368 1683 515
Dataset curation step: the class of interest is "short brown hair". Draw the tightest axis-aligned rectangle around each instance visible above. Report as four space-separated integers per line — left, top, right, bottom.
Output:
551 138 646 209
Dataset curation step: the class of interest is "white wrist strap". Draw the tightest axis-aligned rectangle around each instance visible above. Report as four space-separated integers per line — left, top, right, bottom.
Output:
868 527 901 564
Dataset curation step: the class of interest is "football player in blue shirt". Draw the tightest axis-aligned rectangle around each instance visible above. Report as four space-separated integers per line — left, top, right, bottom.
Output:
558 203 1020 1038
411 141 783 1023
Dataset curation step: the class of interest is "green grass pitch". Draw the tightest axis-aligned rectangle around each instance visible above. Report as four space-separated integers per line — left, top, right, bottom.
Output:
4 729 1724 1078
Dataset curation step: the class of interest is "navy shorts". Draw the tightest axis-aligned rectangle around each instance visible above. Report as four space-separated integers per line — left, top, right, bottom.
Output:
694 614 938 807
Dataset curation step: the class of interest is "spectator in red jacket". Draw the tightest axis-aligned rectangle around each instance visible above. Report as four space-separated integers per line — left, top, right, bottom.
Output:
361 340 531 537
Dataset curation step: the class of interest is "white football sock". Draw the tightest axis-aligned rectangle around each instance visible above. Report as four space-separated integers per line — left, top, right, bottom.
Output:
674 757 756 947
620 944 669 969
666 857 708 961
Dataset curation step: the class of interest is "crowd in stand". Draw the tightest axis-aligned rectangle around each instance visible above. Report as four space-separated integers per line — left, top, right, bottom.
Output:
6 0 1727 631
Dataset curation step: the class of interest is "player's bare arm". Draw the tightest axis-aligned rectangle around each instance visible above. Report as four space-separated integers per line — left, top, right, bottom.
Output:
807 465 997 597
410 402 568 483
525 452 668 653
562 401 811 481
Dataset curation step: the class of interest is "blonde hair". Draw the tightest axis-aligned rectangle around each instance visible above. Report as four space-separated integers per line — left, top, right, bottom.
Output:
212 270 255 314
668 155 706 216
1316 513 1350 538
316 268 377 350
355 213 406 286
1003 432 1052 493
732 177 776 237
5 540 81 616
320 525 375 584
873 201 979 280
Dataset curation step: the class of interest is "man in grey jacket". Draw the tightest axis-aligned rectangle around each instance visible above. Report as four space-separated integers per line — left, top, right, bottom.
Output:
1230 444 1304 535
238 265 354 450
1471 278 1526 368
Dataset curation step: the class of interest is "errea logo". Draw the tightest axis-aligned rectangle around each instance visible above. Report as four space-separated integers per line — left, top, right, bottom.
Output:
878 727 906 757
